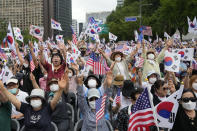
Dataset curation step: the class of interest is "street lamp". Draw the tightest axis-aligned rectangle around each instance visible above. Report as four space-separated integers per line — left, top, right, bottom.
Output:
139 1 152 27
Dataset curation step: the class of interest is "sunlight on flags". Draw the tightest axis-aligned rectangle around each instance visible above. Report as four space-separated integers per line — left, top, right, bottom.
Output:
51 19 62 31
128 88 155 131
96 94 107 124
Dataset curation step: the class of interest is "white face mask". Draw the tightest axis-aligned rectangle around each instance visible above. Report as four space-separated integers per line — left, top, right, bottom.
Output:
182 101 196 110
23 63 29 68
115 57 121 62
192 83 197 90
148 54 155 60
50 84 59 92
149 77 157 84
68 73 73 78
44 74 48 79
167 89 171 96
30 99 42 108
89 101 96 109
88 79 97 88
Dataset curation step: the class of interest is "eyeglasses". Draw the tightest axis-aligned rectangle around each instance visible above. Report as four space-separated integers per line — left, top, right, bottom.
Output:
181 97 197 103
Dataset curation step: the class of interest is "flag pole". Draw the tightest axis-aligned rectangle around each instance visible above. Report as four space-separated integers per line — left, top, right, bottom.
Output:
147 87 160 131
96 122 98 131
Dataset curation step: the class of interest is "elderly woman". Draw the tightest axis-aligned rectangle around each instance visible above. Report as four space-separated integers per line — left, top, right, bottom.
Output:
172 88 197 131
76 71 113 131
151 80 169 106
99 43 140 80
0 73 68 131
141 39 173 81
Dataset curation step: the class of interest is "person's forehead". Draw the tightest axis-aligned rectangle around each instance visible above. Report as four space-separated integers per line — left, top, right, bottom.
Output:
182 92 194 98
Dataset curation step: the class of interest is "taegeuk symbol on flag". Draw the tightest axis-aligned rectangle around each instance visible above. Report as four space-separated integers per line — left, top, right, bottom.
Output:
164 51 181 72
51 19 62 31
29 25 44 40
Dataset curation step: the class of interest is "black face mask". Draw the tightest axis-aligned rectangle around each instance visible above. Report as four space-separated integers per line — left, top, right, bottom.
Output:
81 51 86 57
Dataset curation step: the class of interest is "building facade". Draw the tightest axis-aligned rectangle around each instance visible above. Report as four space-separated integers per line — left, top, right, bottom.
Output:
72 19 78 35
117 0 124 7
53 0 72 38
78 22 83 35
86 11 111 24
0 0 54 40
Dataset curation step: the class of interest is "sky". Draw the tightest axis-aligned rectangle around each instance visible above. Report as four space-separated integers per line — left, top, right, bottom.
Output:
72 0 117 23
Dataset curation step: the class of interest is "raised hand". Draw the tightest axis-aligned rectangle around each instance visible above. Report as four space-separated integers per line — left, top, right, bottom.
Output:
29 73 35 82
29 41 33 49
58 73 68 89
106 71 113 87
76 75 84 86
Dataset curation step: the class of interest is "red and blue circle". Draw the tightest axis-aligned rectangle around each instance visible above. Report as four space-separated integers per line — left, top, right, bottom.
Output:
7 35 13 44
164 57 173 66
157 102 174 119
35 29 40 34
178 51 184 57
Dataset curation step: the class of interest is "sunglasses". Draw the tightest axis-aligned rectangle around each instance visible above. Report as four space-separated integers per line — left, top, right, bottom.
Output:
163 87 169 91
181 97 197 103
89 97 98 102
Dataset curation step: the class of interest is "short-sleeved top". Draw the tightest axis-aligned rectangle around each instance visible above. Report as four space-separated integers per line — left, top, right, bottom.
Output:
19 102 53 131
43 62 66 91
0 101 11 131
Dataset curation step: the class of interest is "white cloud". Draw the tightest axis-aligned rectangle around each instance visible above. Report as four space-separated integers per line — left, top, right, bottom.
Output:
72 0 117 23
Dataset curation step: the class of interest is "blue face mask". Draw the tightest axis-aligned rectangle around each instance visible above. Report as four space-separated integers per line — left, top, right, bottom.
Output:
8 88 18 95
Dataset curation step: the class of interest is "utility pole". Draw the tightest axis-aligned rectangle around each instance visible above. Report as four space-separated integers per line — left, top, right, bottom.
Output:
139 1 152 27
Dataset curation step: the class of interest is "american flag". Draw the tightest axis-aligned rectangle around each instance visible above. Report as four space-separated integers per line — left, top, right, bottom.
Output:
86 52 106 75
0 48 7 59
135 57 144 68
115 88 121 104
192 58 197 70
29 54 35 72
128 88 155 131
96 94 107 124
115 44 129 52
71 27 77 45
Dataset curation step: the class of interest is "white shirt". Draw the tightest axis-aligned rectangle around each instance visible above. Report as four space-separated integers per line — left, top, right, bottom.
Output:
116 62 127 80
12 89 28 119
112 92 132 111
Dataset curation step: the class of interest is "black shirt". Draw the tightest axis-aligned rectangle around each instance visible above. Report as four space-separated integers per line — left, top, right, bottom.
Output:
19 102 52 131
46 92 69 123
20 66 42 95
172 106 197 131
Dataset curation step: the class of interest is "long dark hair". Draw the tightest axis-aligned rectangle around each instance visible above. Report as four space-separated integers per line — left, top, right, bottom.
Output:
151 80 166 94
181 88 196 99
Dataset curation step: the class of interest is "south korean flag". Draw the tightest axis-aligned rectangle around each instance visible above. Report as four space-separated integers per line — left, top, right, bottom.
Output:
164 51 181 72
173 48 194 61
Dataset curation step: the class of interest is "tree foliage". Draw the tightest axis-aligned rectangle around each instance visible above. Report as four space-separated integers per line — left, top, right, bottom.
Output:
106 0 197 41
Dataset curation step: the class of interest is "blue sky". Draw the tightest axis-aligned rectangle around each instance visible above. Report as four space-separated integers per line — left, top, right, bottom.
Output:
72 0 117 22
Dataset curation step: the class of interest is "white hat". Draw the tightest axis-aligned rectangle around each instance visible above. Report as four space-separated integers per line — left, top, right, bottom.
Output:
6 78 18 85
26 89 45 103
87 88 100 100
146 70 160 78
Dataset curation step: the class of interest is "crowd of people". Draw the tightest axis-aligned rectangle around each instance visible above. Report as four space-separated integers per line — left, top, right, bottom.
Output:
0 38 197 131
